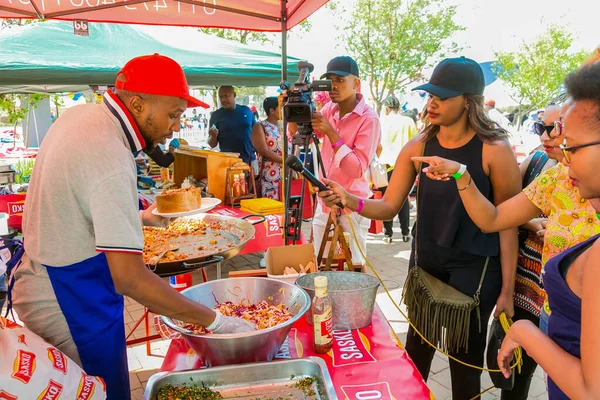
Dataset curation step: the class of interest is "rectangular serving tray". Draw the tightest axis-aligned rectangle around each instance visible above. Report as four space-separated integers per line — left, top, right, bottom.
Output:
142 356 338 400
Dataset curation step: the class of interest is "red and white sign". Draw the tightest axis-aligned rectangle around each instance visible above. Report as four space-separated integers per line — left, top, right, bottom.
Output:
341 382 395 400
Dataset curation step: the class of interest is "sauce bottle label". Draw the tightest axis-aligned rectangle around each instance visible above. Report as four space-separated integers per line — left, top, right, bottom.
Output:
314 309 333 345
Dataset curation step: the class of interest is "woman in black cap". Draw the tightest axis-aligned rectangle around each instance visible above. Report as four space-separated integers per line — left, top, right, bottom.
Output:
317 57 521 399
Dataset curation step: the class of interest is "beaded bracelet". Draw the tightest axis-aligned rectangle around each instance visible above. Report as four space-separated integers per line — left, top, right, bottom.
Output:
332 140 344 149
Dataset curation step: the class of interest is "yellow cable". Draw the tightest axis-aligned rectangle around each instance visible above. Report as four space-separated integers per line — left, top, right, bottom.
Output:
341 209 522 374
469 385 495 400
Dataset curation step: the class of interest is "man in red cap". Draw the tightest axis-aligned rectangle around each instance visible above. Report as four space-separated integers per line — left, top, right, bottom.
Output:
10 54 255 399
485 98 509 129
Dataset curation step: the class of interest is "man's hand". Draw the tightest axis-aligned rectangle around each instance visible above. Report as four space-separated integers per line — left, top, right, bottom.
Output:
208 126 218 137
207 310 257 334
311 112 335 138
140 203 170 227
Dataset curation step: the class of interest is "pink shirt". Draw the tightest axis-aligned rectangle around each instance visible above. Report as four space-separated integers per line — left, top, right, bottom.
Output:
318 94 381 209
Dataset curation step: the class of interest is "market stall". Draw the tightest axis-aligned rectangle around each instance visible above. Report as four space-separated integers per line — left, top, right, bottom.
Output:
160 305 431 399
0 3 436 400
0 20 301 93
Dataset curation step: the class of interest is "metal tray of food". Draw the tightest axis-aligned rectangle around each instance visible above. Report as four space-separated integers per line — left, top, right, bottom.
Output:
142 357 338 400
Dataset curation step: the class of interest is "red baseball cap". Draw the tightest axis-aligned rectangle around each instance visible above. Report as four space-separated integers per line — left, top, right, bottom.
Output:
115 53 209 109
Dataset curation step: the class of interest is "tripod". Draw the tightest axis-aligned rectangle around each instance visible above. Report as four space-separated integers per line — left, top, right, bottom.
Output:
283 123 326 245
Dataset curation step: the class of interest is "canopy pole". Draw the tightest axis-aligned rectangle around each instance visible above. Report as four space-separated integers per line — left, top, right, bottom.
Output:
281 0 289 245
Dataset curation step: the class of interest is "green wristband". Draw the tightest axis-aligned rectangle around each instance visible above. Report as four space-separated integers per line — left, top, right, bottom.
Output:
452 164 467 179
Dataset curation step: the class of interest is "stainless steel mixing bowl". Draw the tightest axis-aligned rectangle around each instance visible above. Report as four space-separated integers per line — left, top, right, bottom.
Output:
160 277 310 366
296 271 380 330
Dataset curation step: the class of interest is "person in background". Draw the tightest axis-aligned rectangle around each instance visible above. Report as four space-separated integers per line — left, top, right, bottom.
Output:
378 95 418 243
498 61 600 400
401 108 418 124
485 99 510 129
318 57 521 399
251 97 287 200
145 137 189 168
249 104 259 121
495 104 560 400
314 91 331 113
288 56 381 267
208 86 257 173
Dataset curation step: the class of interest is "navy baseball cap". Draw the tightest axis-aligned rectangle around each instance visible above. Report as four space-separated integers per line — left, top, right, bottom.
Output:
320 56 360 79
413 57 485 99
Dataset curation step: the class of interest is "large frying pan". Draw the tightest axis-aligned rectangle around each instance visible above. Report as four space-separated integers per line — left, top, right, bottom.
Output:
144 213 265 277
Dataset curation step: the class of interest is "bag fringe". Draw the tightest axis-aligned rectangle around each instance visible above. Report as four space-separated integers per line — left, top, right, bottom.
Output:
402 267 475 353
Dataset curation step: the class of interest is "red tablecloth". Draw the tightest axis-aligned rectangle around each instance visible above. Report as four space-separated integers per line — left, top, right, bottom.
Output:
161 305 432 399
208 205 305 255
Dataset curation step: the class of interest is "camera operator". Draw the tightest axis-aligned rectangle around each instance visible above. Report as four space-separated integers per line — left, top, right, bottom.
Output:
287 56 381 267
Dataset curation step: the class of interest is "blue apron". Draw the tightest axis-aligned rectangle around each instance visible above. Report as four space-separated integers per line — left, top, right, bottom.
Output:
5 240 130 400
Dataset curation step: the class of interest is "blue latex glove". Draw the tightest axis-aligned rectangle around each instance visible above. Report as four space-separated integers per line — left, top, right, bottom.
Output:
169 138 181 149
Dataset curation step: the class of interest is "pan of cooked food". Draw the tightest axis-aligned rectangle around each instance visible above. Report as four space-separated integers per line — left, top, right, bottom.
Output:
142 213 265 277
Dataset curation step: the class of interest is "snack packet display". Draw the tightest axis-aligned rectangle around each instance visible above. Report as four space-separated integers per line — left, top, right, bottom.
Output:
0 316 107 399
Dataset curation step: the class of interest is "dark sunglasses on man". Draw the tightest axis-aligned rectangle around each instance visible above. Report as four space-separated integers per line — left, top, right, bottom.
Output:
533 120 563 137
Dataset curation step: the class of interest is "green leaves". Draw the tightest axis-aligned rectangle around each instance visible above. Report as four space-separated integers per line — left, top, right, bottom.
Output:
493 25 587 118
0 94 48 125
332 0 464 113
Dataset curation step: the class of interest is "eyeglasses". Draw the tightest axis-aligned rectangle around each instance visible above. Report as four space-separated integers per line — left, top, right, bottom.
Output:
559 139 600 163
533 120 563 137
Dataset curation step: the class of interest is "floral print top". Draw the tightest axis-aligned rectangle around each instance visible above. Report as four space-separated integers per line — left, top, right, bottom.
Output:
523 162 600 313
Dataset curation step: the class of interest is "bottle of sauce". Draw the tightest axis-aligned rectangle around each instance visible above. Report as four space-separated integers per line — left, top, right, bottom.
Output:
312 276 333 353
240 172 248 195
232 174 242 198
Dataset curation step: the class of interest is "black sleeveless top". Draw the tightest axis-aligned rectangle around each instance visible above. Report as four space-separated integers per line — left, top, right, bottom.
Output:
416 134 499 257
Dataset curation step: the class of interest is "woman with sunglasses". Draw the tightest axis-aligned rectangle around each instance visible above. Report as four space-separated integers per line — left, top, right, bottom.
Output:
481 104 559 399
410 81 600 399
498 61 600 400
317 57 522 399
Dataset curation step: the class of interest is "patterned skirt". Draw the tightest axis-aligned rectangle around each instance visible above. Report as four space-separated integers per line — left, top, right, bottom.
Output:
514 231 546 317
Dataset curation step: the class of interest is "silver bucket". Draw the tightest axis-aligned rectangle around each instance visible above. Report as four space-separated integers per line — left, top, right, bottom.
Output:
296 272 380 330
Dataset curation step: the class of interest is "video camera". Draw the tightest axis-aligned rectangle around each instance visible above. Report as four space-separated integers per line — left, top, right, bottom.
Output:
281 61 332 124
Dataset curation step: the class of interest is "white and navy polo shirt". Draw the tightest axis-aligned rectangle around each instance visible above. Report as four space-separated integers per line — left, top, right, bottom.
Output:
23 90 146 266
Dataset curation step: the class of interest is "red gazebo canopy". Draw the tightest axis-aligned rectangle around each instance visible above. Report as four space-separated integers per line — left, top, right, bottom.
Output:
0 0 327 32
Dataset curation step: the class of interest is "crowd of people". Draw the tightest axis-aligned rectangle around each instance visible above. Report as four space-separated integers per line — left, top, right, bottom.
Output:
10 43 599 399
315 51 600 400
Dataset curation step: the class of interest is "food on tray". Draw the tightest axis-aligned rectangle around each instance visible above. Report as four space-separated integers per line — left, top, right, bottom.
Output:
142 219 238 264
157 382 222 400
178 300 292 334
282 262 315 275
156 186 202 213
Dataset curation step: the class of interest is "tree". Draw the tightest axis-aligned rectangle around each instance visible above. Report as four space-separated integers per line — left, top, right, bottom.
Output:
493 25 587 126
237 86 267 108
0 93 48 147
199 19 312 46
331 0 464 113
200 20 312 109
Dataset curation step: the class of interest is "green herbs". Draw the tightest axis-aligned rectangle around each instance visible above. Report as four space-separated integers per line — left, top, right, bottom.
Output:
157 382 223 400
13 158 34 184
295 376 317 397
